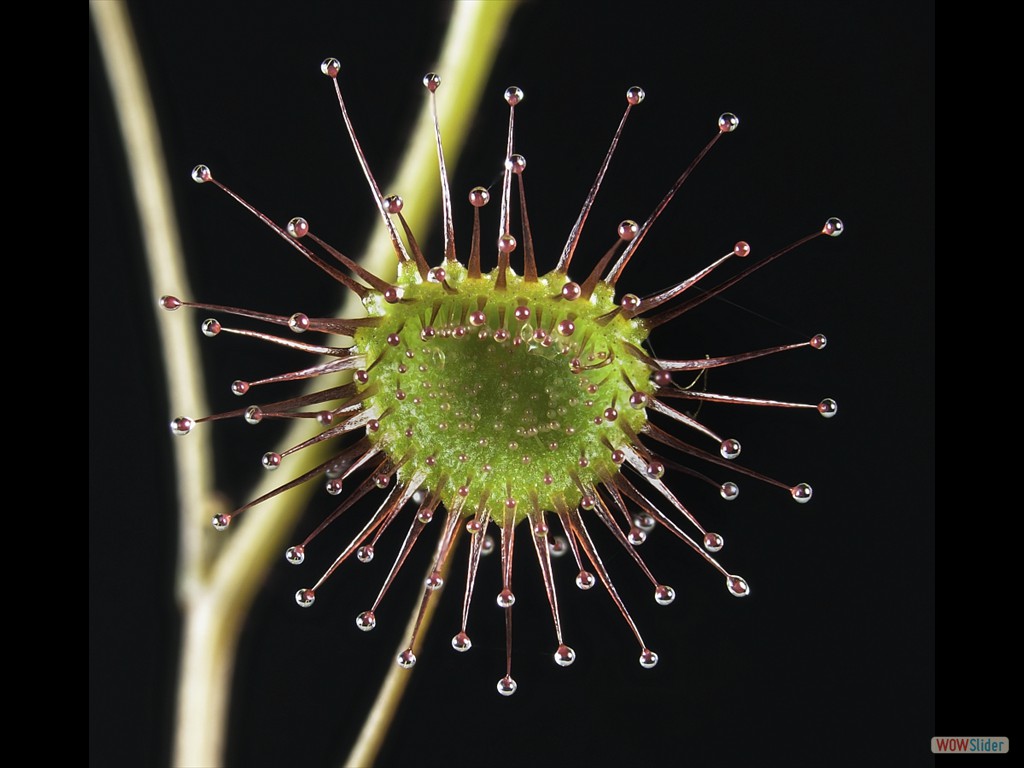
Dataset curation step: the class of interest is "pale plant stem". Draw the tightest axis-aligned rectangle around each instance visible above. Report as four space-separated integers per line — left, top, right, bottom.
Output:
91 0 215 601
343 552 455 768
93 1 518 766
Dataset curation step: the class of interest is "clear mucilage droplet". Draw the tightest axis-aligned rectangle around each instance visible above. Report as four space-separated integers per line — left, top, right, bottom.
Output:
703 533 724 552
719 439 741 460
554 644 576 667
726 575 750 597
496 675 518 696
170 417 193 436
791 483 813 503
397 648 417 668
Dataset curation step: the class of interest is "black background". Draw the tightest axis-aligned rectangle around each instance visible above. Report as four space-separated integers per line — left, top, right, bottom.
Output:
90 2 941 766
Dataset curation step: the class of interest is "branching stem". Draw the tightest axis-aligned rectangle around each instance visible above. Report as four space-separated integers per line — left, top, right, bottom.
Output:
92 0 519 765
